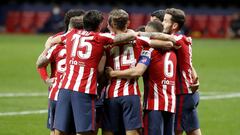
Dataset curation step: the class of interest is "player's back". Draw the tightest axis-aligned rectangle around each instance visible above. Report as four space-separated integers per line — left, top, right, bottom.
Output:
105 37 147 98
60 29 114 95
46 45 66 100
143 49 177 113
174 34 193 95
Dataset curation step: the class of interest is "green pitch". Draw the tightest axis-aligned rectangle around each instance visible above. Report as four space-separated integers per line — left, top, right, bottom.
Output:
0 34 239 135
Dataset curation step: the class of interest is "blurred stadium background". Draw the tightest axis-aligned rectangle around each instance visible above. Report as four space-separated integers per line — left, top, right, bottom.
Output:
0 0 240 135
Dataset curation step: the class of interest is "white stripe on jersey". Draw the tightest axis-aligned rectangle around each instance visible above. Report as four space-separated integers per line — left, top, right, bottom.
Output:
46 45 57 59
162 84 168 111
153 83 159 110
133 80 137 95
54 90 59 101
85 68 94 94
73 67 84 91
64 65 74 89
171 85 175 112
48 78 57 99
58 74 65 90
105 83 111 98
113 79 121 97
182 71 192 93
123 80 129 96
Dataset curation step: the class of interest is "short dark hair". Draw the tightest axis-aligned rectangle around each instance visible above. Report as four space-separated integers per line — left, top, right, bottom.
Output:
108 9 129 31
83 10 104 31
146 20 163 32
151 10 165 22
165 8 185 30
64 9 85 32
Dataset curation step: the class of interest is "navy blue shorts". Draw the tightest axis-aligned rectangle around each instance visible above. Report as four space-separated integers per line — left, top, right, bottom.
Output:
47 99 57 131
175 92 200 132
143 110 175 135
102 95 143 132
54 89 96 133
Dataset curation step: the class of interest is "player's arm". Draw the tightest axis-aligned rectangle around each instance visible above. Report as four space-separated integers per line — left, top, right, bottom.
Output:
149 40 174 48
106 50 150 79
44 35 63 49
106 63 147 79
139 32 176 43
36 50 50 68
98 52 106 77
112 32 139 45
37 67 55 86
190 66 200 92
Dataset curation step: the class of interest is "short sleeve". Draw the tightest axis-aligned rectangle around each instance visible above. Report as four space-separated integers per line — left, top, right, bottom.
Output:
46 45 58 61
174 35 191 46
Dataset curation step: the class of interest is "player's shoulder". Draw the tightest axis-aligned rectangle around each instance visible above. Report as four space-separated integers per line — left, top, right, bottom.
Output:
174 34 192 45
53 31 65 37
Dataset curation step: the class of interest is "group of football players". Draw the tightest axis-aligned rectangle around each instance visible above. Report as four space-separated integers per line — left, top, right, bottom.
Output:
36 7 201 135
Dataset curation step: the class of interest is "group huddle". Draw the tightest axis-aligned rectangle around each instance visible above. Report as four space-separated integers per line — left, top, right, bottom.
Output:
36 7 201 135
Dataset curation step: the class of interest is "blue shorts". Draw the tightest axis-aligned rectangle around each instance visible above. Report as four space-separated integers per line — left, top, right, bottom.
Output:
47 99 57 131
143 110 175 135
54 89 96 133
175 92 200 132
102 95 143 132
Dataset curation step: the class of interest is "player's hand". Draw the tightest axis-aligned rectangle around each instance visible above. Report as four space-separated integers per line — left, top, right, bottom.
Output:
45 78 55 86
105 67 114 78
190 77 199 93
173 45 181 50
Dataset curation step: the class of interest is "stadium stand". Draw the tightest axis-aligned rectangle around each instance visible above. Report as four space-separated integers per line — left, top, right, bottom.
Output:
1 2 239 38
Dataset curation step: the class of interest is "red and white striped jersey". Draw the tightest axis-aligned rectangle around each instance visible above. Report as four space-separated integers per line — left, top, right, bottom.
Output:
45 45 66 101
141 48 177 113
59 29 114 95
105 36 149 98
174 34 194 95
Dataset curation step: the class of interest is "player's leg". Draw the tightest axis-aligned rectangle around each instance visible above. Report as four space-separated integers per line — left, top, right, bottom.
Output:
48 99 57 135
174 95 184 135
121 95 143 135
54 89 75 135
71 91 97 135
102 98 121 135
162 111 175 135
143 110 163 135
185 92 201 135
180 92 201 135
